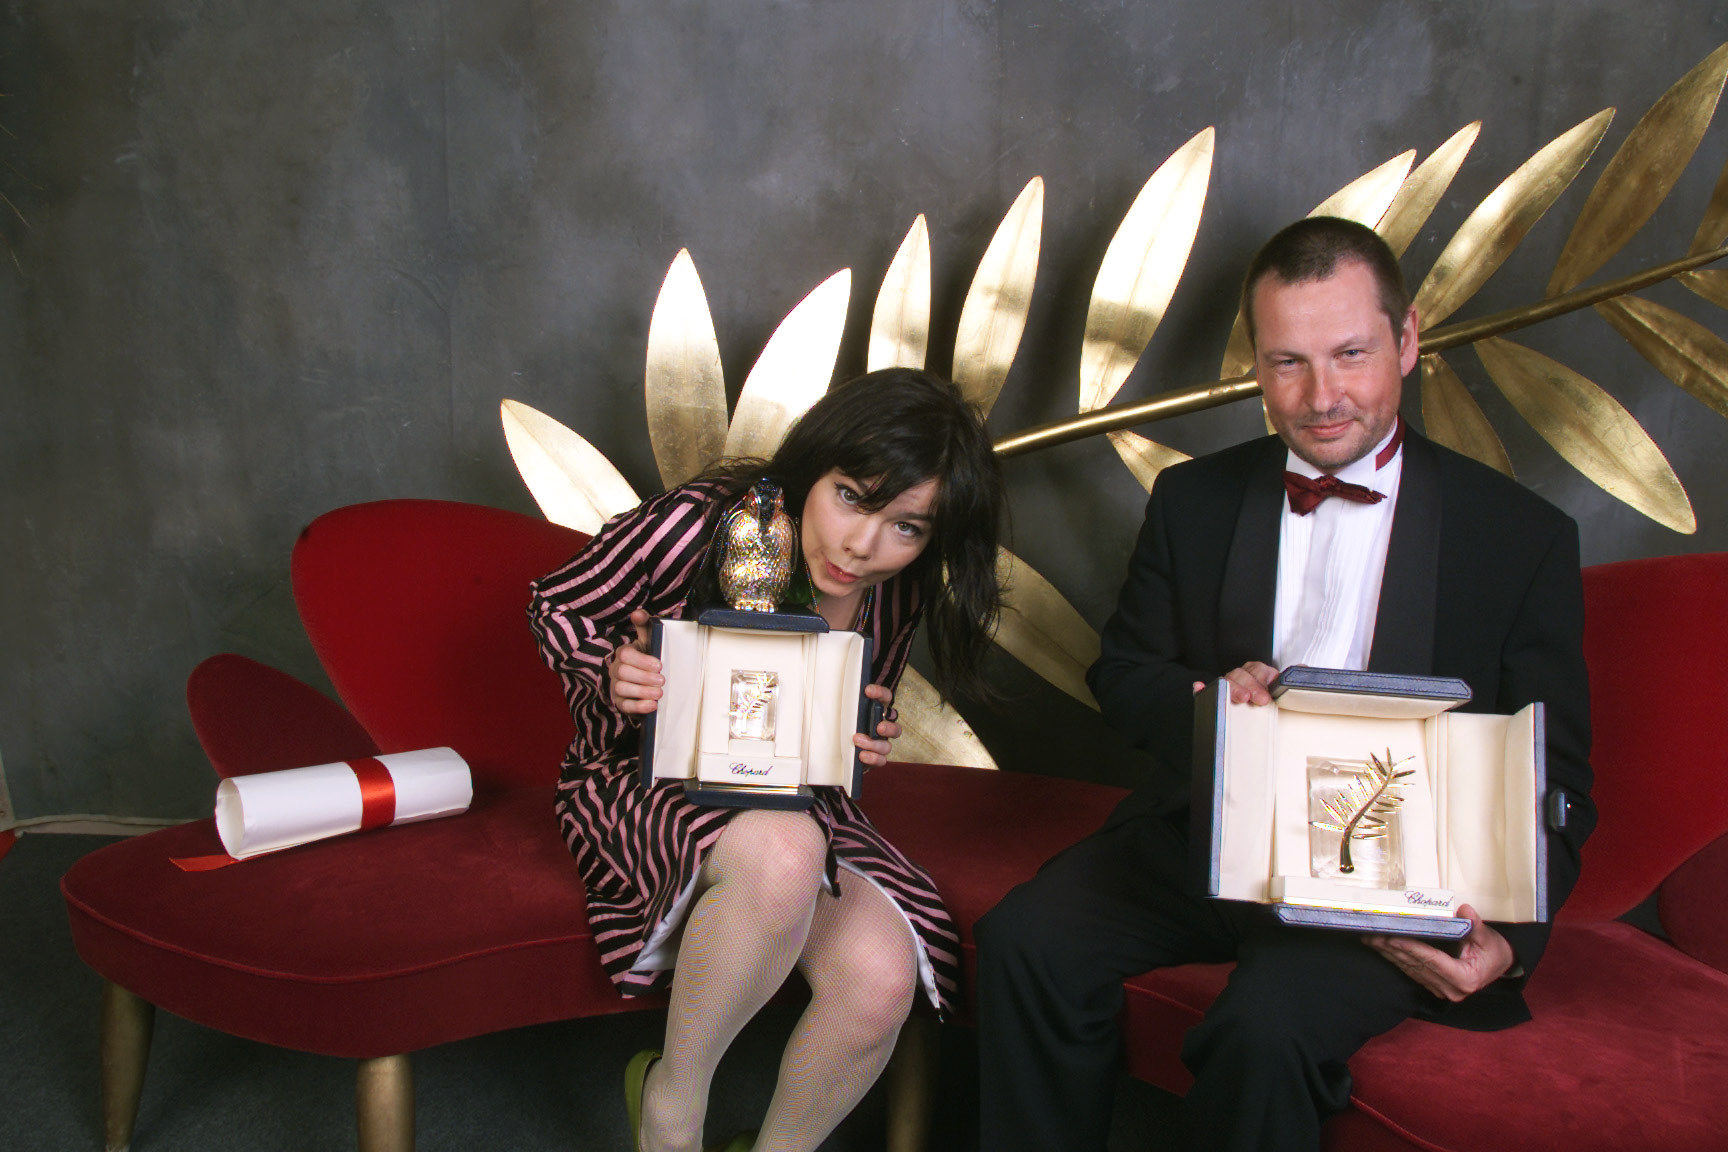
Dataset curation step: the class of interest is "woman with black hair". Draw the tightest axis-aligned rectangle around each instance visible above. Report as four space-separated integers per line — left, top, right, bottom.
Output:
527 368 1005 1152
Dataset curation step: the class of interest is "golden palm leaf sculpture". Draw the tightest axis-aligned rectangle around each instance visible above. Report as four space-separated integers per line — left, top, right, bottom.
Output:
1311 749 1416 878
506 40 1728 766
1003 39 1728 542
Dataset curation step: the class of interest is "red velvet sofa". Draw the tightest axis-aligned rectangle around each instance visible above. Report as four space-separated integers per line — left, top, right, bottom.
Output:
60 501 1728 1151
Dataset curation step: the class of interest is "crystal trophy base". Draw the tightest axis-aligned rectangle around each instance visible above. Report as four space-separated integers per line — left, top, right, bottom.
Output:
1306 754 1408 887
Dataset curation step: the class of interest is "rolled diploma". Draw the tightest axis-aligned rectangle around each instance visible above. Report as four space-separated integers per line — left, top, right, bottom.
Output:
214 747 472 859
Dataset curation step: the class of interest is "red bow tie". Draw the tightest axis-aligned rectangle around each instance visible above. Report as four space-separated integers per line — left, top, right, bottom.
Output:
1283 472 1386 515
1283 417 1402 514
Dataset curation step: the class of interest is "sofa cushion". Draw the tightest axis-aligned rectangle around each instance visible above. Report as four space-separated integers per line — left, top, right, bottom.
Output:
1119 921 1728 1152
61 786 655 1058
1348 921 1728 1152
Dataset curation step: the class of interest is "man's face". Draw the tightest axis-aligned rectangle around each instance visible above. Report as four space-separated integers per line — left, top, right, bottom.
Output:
1251 259 1419 473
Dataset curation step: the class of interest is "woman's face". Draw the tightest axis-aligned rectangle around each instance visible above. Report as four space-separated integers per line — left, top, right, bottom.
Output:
800 468 938 600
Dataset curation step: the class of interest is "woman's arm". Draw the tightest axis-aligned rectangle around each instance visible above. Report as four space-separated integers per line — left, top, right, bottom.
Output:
527 485 718 761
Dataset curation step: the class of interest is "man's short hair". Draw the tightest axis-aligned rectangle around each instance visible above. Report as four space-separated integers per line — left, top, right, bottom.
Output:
1240 217 1411 347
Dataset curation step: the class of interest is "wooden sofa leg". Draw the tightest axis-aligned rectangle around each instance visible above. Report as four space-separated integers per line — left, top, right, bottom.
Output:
356 1054 414 1152
100 981 154 1152
884 1013 938 1152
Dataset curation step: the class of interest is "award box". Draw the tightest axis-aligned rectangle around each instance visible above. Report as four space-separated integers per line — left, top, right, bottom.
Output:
1191 666 1547 941
640 608 877 810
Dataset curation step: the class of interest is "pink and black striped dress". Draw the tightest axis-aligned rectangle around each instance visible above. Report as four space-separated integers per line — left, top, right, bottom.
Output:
527 481 961 1015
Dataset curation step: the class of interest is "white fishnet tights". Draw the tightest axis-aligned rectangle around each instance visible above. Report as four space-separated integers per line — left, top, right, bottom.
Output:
638 809 918 1152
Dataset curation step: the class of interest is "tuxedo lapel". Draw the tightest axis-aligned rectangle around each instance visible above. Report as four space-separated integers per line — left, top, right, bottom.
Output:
1217 438 1285 668
1368 432 1440 674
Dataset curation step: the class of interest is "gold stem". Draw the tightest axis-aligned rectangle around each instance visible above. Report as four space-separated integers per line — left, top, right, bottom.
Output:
1421 243 1728 352
992 243 1728 458
993 377 1260 457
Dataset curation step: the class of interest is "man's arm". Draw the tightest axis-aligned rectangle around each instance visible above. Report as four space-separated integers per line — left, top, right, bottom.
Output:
1087 482 1210 772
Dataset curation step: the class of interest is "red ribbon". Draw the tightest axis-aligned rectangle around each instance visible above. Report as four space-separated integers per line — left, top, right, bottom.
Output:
350 756 398 831
172 757 399 872
170 852 237 872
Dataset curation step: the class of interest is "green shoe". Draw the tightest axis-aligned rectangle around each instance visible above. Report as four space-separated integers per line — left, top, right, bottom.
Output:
623 1049 661 1152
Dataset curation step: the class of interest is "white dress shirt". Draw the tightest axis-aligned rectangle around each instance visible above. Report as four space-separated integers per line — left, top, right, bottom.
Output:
1272 422 1404 672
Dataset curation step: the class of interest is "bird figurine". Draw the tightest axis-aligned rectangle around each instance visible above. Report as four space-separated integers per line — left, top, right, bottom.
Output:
717 480 796 612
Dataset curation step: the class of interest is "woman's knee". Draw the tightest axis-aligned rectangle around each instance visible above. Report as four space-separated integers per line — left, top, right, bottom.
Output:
708 810 827 913
810 933 918 1039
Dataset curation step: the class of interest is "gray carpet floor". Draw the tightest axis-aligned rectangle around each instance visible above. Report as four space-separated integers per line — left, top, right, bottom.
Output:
3 831 1179 1152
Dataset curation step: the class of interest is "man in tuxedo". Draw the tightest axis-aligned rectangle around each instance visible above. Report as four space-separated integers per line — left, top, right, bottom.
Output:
975 216 1595 1152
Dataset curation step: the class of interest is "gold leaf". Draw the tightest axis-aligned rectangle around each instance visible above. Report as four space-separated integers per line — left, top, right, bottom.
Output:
1679 268 1728 310
1550 42 1728 295
1079 128 1215 413
722 269 851 460
1473 337 1695 533
953 177 1044 415
1109 429 1191 493
1218 314 1256 383
1218 150 1414 379
1419 353 1513 476
1380 123 1482 258
501 399 641 535
890 666 998 769
1414 110 1615 329
1596 294 1728 421
868 215 931 371
645 250 728 488
994 548 1100 709
1310 149 1415 226
1690 154 1728 255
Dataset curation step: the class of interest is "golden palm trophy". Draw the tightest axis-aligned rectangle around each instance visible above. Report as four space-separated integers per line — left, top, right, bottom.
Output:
1193 666 1548 942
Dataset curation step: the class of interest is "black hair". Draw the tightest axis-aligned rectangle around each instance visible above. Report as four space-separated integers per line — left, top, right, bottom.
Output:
1240 216 1411 347
697 367 1005 700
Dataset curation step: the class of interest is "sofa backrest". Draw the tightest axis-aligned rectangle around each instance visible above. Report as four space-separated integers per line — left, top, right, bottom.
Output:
187 652 382 777
1561 551 1728 922
291 499 589 789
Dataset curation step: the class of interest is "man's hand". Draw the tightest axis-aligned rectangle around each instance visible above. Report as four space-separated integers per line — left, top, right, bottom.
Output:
1222 661 1280 705
1363 904 1515 1002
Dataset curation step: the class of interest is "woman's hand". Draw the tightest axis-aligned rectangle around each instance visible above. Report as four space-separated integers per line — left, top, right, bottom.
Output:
607 608 663 717
853 684 901 768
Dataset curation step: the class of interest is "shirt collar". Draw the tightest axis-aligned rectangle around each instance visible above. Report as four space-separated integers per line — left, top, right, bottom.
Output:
1283 415 1404 486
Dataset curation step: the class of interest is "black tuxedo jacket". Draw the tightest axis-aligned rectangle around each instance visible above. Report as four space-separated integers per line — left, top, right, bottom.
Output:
1088 431 1596 1014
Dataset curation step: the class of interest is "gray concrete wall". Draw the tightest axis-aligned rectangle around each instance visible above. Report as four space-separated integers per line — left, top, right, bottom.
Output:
5 0 1727 816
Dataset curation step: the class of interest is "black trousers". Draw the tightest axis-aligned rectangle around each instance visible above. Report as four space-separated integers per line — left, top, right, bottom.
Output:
974 805 1433 1152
